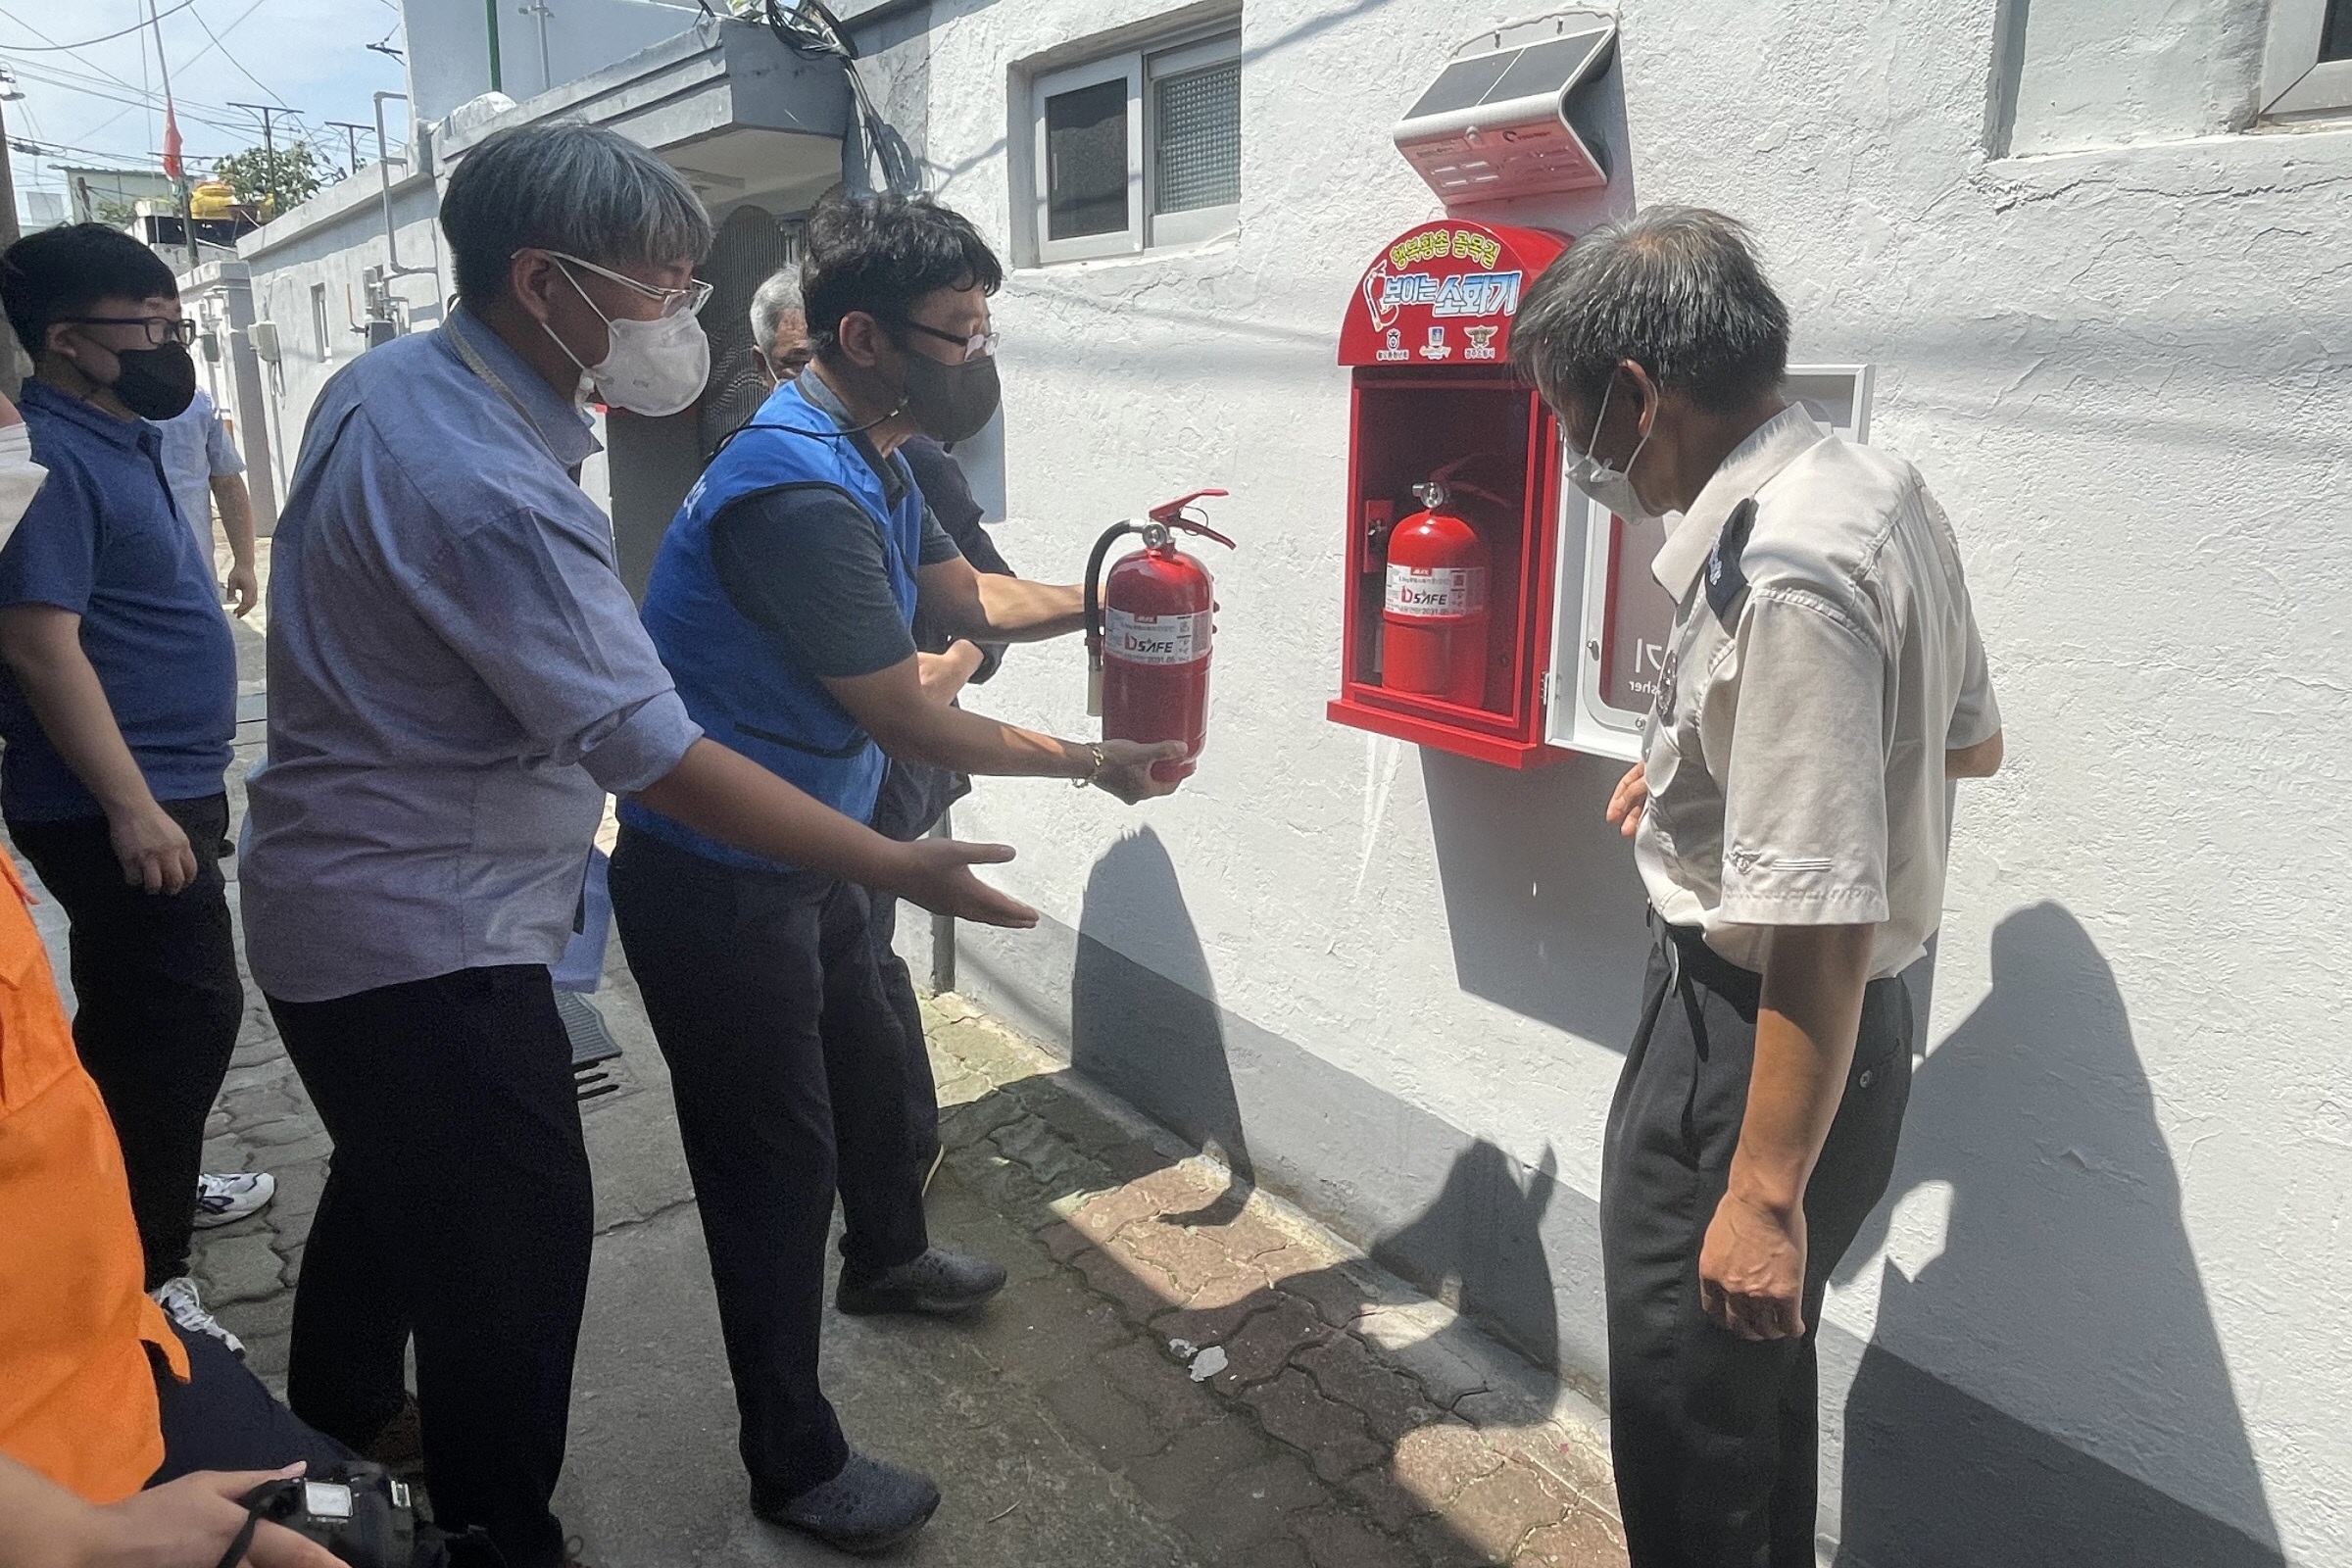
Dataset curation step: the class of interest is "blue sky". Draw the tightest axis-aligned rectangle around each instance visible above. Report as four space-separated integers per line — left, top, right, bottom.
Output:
0 0 413 217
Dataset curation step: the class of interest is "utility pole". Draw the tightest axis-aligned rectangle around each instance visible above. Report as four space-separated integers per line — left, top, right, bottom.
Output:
227 102 300 163
147 0 198 270
484 0 504 92
0 75 23 398
326 121 373 177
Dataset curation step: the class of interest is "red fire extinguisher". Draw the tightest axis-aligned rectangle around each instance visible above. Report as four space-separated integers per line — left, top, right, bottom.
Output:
1085 489 1233 784
1381 477 1491 708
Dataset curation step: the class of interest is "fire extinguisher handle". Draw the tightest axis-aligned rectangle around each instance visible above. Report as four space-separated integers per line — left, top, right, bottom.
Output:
1147 488 1232 527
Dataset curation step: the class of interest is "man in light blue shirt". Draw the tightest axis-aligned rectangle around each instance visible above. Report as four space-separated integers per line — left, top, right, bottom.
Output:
240 123 1034 1568
148 385 256 616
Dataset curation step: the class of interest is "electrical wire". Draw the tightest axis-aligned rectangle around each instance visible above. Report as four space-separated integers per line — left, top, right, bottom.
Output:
0 0 201 51
757 0 920 196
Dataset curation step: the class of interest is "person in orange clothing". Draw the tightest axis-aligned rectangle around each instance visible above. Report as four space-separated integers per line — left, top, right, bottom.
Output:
0 387 338 1568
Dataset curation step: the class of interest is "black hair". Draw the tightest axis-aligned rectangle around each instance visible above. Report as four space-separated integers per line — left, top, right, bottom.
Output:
1511 206 1789 416
439 122 713 306
800 189 1003 358
0 222 178 362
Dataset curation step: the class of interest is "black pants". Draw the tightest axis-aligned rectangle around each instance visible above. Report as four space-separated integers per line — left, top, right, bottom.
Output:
150 1320 356 1482
863 888 942 1176
9 795 242 1288
268 966 591 1568
1600 924 1914 1568
609 826 929 1501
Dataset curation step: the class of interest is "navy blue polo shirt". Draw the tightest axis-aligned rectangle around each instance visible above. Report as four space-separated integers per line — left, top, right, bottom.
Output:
0 379 236 820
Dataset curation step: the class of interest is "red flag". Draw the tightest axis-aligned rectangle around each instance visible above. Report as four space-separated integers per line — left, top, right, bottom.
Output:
162 104 183 183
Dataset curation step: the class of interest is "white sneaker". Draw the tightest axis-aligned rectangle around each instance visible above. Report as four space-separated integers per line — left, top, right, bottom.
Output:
152 1275 245 1358
193 1171 275 1229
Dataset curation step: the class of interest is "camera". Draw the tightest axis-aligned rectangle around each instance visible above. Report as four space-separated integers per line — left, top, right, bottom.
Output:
235 1464 419 1568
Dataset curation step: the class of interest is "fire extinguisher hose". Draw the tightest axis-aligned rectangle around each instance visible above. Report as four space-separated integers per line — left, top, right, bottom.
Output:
1083 521 1141 656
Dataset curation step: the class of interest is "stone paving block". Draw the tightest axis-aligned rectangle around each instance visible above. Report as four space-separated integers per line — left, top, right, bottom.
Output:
944 1144 1048 1218
1280 1256 1425 1330
196 1233 285 1305
1118 1217 1258 1299
938 1092 1024 1150
1480 1423 1617 1516
1168 1453 1328 1557
1071 1241 1184 1325
964 1266 1132 1386
1120 1412 1274 1513
1297 1331 1445 1443
262 1159 329 1241
1041 1219 1094 1262
219 1056 300 1096
233 1109 327 1147
1409 1513 1507 1568
1389 1421 1503 1508
1242 1369 1385 1482
202 1135 247 1171
1095 1335 1222 1434
1150 1280 1281 1349
1237 1540 1312 1568
1518 1509 1628 1567
1355 1304 1500 1408
1070 1180 1162 1245
990 1114 1093 1189
1343 1460 1441 1534
215 1289 294 1348
1121 1161 1229 1217
1294 1507 1421 1568
1435 1462 1569 1564
1040 1368 1163 1464
1207 1296 1332 1391
1204 1204 1306 1264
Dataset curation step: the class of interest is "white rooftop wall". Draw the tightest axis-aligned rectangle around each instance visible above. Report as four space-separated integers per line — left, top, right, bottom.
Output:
855 0 2352 1560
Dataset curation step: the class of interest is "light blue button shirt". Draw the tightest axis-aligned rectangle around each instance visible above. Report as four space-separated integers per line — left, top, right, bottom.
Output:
148 386 243 560
242 307 702 1004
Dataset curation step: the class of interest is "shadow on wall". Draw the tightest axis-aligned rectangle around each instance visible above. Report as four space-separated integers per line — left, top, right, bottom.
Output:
1072 826 1253 1224
1070 825 1568 1374
1421 748 1652 1049
1835 903 2284 1567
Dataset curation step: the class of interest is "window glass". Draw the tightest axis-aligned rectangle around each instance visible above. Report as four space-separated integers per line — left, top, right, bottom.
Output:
1153 59 1241 215
1046 79 1130 240
2325 0 2352 63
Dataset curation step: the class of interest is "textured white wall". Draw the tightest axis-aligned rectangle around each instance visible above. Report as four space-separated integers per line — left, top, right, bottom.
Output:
871 0 2352 1558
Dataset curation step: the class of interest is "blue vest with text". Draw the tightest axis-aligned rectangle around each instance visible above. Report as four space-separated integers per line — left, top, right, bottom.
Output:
619 379 922 870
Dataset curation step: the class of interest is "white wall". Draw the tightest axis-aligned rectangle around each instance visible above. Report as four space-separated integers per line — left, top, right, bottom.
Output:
858 0 2352 1560
232 170 447 503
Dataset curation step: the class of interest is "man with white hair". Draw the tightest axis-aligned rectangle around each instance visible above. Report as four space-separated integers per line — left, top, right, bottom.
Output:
1511 207 2003 1568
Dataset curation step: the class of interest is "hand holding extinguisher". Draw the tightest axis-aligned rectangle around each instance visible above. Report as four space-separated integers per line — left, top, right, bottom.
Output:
1085 489 1234 786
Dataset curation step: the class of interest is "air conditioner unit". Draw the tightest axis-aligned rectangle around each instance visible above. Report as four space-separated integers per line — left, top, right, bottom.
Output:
249 320 281 364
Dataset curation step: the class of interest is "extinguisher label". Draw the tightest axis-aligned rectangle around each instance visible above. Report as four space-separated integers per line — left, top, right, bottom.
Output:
1385 564 1489 618
1106 609 1212 665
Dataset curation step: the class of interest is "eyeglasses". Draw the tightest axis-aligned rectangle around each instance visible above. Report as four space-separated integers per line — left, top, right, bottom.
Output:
60 316 197 348
531 250 714 318
889 317 1000 364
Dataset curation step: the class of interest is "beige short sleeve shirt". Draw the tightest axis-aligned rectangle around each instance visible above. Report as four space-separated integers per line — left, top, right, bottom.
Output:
1634 406 1999 980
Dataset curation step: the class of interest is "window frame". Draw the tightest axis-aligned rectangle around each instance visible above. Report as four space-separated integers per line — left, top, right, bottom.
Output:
309 282 332 364
2262 0 2352 121
1033 53 1145 265
1028 23 1241 266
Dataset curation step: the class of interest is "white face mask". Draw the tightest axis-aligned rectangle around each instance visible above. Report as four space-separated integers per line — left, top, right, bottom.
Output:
1566 375 1656 519
0 424 49 551
542 263 711 418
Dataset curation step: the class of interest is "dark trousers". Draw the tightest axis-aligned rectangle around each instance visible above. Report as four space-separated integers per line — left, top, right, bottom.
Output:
151 1320 356 1482
863 888 942 1175
9 794 242 1288
268 965 591 1568
608 826 929 1501
1600 924 1914 1568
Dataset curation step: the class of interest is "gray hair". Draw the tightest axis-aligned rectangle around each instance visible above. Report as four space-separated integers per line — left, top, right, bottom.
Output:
440 122 714 305
1510 206 1788 416
749 267 804 355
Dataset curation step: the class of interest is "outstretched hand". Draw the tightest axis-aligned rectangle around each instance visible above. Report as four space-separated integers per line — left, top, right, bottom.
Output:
888 837 1038 928
99 1465 343 1567
1094 739 1189 803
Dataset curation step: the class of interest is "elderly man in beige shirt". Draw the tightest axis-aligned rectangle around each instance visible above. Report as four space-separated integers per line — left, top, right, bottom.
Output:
1511 207 2002 1568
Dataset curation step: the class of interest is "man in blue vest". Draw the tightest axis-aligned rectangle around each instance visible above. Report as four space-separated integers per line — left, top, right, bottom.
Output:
610 191 1180 1554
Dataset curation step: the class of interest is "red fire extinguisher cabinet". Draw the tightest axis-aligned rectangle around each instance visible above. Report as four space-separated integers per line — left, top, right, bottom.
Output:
1327 220 1569 769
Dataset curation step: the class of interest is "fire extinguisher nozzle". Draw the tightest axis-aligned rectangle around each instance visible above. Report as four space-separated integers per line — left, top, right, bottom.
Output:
1087 662 1104 718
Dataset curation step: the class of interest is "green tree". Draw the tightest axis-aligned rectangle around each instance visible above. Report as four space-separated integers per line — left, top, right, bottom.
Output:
93 196 139 227
214 143 322 214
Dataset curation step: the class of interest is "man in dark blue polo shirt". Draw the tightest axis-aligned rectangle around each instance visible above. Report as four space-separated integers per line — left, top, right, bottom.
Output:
0 225 248 1353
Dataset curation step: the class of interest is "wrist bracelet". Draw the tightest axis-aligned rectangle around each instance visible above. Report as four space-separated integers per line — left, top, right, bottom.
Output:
1072 742 1105 788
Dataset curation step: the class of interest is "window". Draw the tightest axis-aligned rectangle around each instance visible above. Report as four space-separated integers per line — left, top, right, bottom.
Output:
1031 25 1241 263
2262 0 2352 120
310 282 332 363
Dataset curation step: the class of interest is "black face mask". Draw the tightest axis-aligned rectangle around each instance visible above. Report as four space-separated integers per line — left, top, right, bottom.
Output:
899 350 1001 445
109 342 198 421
